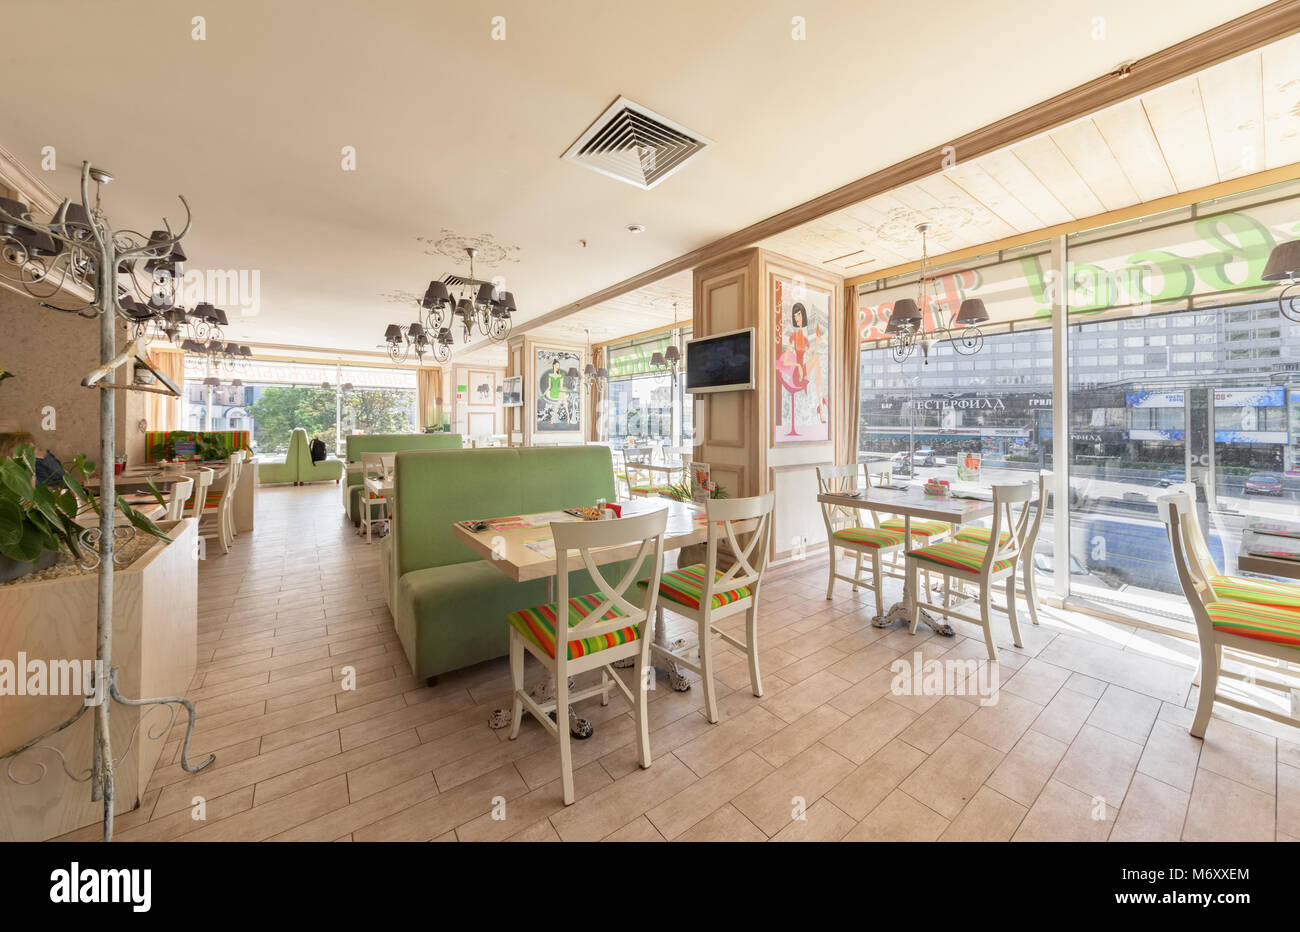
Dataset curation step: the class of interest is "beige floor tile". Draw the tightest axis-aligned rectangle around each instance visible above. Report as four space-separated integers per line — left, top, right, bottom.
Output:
604 815 666 842
898 695 979 754
455 762 612 842
770 799 857 841
672 705 786 777
900 731 1003 820
1182 769 1275 842
732 742 856 835
550 754 699 842
1136 720 1202 794
1087 684 1162 744
179 774 351 842
1279 762 1300 839
957 690 1043 753
676 804 767 841
1030 686 1097 744
751 704 849 768
645 750 773 839
821 696 917 764
763 669 852 724
824 738 927 820
1109 772 1189 842
1051 724 1143 807
984 729 1068 808
939 786 1027 842
999 658 1071 706
843 789 948 842
1197 717 1277 795
353 764 529 841
1012 778 1116 842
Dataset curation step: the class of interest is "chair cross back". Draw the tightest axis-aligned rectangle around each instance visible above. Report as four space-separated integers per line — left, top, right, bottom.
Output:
551 510 668 648
816 463 872 529
702 493 775 599
983 481 1036 570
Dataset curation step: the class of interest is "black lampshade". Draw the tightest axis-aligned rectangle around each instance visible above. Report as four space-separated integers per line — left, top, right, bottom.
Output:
180 339 204 353
51 201 92 238
455 298 473 320
408 321 426 339
192 302 216 321
584 362 596 377
0 197 32 236
211 308 229 327
664 344 681 363
475 283 496 307
650 351 666 367
1262 240 1300 282
384 324 403 342
14 226 60 257
422 281 451 308
239 345 252 357
436 327 453 345
566 366 580 379
497 291 516 314
890 298 922 323
954 298 989 325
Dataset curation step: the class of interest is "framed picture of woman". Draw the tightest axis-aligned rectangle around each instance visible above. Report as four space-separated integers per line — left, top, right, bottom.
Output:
772 275 831 444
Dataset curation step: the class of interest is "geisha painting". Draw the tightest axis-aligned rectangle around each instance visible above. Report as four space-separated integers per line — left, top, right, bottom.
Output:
773 276 830 443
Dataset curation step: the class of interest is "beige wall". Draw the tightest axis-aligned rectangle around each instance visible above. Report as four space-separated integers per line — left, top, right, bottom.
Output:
451 364 506 439
0 284 146 466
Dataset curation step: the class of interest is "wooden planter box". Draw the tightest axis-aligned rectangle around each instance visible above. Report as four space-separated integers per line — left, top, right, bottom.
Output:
0 519 197 841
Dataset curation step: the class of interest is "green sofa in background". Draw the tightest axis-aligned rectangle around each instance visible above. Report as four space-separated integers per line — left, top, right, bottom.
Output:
385 445 623 682
257 428 344 485
342 433 462 525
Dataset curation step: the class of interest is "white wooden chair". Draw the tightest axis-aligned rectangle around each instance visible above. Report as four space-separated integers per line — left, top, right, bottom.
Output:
221 451 244 543
198 454 241 554
358 452 395 543
955 470 1051 626
817 463 907 619
624 449 661 499
907 481 1036 660
1160 491 1300 737
184 468 214 521
506 509 667 805
637 492 775 723
161 476 194 522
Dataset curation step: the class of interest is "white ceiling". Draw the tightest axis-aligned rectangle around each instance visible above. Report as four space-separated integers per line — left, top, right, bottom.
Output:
0 0 1273 365
761 33 1300 272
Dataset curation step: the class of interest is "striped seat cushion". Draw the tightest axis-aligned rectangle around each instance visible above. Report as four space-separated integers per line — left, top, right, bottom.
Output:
201 490 224 509
831 526 907 549
506 593 638 660
636 564 751 611
1206 601 1300 648
881 518 952 538
910 539 1015 575
954 525 1012 546
1207 575 1300 612
630 485 671 495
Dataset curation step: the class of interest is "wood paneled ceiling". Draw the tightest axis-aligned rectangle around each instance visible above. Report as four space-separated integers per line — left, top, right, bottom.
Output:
759 33 1300 275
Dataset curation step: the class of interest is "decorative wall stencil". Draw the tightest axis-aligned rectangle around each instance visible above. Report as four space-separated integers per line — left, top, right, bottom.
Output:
773 275 831 444
379 289 422 306
535 346 581 433
863 204 978 253
416 230 520 266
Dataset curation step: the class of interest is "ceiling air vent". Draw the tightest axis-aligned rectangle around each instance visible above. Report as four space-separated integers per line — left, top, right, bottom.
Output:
562 96 712 190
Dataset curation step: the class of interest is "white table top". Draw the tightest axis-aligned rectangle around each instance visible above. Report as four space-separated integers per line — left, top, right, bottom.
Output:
454 498 707 583
364 475 394 496
1238 525 1300 580
817 486 996 523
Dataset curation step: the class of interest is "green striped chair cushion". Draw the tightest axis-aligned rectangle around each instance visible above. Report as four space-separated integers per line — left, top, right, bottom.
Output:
506 593 637 660
630 485 672 495
910 539 1014 575
1206 601 1300 648
881 518 952 538
202 490 224 509
1207 575 1300 612
954 526 1012 546
636 564 752 611
831 526 907 549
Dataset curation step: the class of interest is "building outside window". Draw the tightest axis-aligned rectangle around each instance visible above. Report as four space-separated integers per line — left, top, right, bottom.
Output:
602 327 692 451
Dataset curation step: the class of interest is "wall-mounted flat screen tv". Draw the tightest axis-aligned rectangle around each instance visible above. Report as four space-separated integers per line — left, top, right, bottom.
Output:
501 375 523 407
685 327 755 394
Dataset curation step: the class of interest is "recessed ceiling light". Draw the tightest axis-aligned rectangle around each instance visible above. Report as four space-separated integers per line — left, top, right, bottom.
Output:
627 224 645 234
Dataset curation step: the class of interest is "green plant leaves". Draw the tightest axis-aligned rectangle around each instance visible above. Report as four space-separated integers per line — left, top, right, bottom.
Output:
114 494 172 544
0 497 23 548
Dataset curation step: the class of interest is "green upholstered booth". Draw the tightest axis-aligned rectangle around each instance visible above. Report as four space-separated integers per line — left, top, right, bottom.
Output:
387 445 621 681
342 433 462 524
257 429 303 485
294 428 344 484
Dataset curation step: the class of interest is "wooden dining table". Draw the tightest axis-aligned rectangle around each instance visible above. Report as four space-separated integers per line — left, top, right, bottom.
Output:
85 458 258 533
1237 520 1300 580
454 498 710 736
818 483 996 635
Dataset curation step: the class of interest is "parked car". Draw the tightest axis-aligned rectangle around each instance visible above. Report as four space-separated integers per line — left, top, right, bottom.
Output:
1244 473 1284 496
913 447 938 467
1156 469 1186 488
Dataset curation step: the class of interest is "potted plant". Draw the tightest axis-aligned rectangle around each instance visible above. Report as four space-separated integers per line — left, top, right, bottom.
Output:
0 443 170 583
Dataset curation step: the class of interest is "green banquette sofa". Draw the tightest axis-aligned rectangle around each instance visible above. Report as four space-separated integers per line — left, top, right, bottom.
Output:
342 433 462 525
257 428 344 485
383 445 622 682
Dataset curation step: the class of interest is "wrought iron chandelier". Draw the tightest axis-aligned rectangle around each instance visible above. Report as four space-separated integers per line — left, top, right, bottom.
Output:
1263 239 1300 322
119 297 253 379
886 223 988 364
650 302 683 374
384 246 516 364
582 328 607 389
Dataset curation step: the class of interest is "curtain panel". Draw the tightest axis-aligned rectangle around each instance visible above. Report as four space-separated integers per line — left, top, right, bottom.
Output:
416 367 441 431
833 288 860 466
145 347 186 432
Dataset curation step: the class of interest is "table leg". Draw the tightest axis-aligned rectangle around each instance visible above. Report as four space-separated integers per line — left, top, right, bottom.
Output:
488 574 594 738
875 514 956 637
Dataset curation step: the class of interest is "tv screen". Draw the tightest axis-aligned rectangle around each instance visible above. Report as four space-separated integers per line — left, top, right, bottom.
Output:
685 328 755 394
502 375 523 408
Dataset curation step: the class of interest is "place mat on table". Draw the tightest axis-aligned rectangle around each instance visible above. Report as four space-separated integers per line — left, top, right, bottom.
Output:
1248 520 1300 540
1247 533 1300 561
950 489 993 501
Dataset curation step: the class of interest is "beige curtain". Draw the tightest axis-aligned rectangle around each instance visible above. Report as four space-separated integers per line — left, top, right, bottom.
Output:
416 367 441 431
146 347 186 431
589 347 605 441
834 286 861 466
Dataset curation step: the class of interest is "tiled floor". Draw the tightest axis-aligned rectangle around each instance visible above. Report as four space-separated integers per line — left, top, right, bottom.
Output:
63 483 1300 841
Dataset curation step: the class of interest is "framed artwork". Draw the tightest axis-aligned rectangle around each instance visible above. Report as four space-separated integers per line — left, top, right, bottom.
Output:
468 411 496 439
468 370 496 406
689 462 713 503
534 346 582 433
772 275 831 444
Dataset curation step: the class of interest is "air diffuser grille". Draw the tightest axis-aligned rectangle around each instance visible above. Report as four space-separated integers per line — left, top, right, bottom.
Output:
563 97 711 190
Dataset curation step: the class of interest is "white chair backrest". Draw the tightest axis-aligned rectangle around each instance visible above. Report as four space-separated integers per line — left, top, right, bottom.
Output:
700 493 775 602
984 481 1036 571
165 476 194 522
817 463 874 530
1159 493 1215 643
361 452 395 478
1022 471 1052 551
1157 490 1217 595
225 451 242 500
551 509 668 669
185 468 214 519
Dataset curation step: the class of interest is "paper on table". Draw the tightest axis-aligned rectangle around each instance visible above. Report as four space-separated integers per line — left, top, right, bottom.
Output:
523 536 555 559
